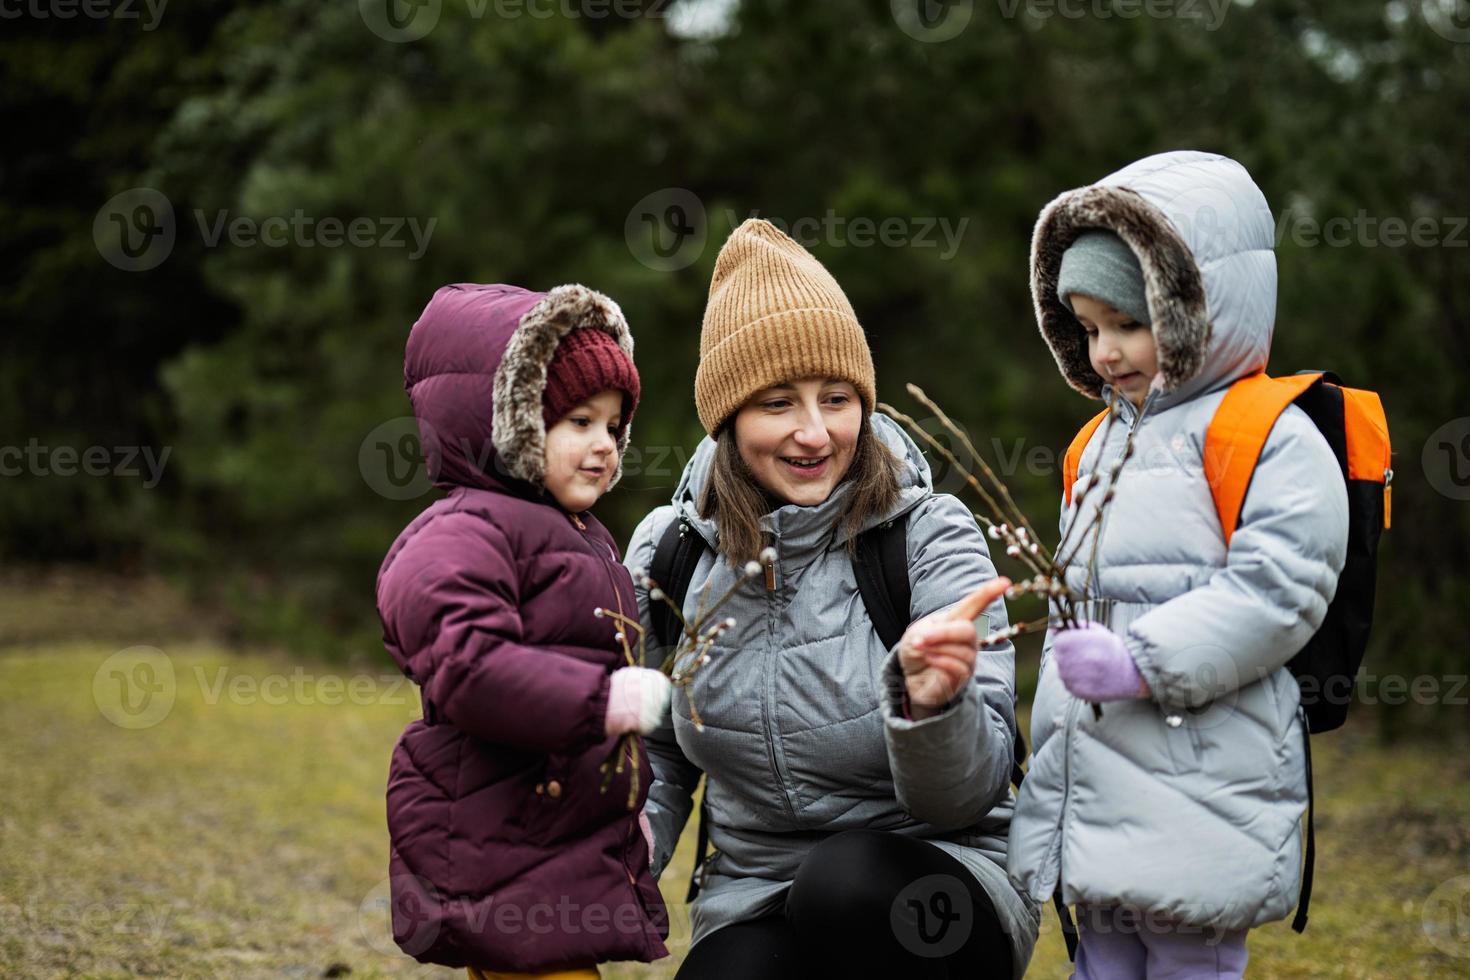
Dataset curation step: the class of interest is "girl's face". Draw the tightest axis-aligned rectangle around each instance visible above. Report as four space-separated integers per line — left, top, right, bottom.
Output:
732 377 862 507
1072 293 1160 408
543 389 623 513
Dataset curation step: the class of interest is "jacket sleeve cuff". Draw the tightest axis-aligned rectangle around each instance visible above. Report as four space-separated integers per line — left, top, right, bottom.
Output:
881 650 977 737
1125 630 1186 710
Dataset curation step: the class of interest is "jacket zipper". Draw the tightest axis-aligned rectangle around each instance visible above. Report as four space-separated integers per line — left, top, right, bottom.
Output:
1087 391 1156 589
1047 695 1083 897
759 543 801 827
568 510 659 944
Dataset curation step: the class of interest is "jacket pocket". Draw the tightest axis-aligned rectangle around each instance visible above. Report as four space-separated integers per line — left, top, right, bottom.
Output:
1160 707 1206 773
519 741 633 848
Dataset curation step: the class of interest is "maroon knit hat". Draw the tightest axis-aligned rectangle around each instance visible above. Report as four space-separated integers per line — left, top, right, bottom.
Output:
541 326 641 435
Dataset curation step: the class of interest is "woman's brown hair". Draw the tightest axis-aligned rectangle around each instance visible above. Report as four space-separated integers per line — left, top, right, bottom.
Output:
698 412 903 566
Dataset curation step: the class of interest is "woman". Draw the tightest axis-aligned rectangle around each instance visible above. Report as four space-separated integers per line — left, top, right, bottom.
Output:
625 219 1038 978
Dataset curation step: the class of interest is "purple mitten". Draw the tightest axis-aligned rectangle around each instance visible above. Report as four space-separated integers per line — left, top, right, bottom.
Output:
1052 622 1150 702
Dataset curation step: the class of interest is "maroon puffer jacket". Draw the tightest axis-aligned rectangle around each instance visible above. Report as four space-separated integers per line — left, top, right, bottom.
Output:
376 282 668 971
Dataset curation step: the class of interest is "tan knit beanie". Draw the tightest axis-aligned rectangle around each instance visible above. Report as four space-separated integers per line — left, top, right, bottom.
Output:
694 219 877 435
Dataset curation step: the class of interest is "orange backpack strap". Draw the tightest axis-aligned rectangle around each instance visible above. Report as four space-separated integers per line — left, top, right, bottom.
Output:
1205 372 1324 545
1340 386 1393 529
1063 408 1112 506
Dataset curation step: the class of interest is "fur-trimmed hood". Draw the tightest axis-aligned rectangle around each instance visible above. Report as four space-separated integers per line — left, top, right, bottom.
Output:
1031 150 1278 406
404 282 636 496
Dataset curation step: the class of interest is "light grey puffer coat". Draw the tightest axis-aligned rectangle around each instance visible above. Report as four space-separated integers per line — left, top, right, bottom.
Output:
1007 150 1350 931
625 413 1039 975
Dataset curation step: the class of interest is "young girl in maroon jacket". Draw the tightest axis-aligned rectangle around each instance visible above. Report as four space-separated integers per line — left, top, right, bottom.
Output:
376 283 671 979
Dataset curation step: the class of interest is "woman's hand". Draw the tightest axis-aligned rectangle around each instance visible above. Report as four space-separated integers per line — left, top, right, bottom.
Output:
897 578 1011 721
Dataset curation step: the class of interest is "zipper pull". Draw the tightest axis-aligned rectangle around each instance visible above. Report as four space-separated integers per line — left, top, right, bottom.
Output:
1383 468 1393 530
569 512 587 531
764 559 776 592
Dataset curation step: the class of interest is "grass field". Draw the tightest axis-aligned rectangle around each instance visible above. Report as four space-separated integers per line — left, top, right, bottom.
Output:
2 574 1468 978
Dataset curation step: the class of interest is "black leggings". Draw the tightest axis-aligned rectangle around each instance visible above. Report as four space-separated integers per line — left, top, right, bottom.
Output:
674 829 1014 979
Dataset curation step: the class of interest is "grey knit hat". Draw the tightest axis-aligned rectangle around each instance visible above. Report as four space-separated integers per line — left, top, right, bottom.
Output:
1056 230 1150 325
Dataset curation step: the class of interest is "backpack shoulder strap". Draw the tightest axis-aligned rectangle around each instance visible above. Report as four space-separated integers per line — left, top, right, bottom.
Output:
1204 372 1322 545
853 516 911 653
648 515 716 901
1063 408 1112 506
648 514 708 656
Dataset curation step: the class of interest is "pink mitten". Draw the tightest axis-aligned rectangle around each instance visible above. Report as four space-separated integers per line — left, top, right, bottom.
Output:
604 667 673 737
639 810 655 868
1052 622 1150 702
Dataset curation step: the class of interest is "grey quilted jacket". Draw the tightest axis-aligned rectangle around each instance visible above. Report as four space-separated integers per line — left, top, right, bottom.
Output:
625 413 1039 975
1007 150 1351 931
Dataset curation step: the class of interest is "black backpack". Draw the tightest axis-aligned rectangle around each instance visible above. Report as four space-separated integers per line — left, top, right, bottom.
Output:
647 513 1029 902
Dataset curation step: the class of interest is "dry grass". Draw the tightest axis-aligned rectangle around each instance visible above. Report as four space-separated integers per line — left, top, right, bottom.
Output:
1 578 1466 978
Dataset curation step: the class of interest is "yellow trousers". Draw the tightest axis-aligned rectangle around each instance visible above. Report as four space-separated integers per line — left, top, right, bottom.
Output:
466 969 599 980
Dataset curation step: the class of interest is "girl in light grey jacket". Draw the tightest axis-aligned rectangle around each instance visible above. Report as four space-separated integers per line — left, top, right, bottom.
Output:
1006 151 1350 978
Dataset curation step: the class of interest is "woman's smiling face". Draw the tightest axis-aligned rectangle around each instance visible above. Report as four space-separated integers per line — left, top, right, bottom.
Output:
732 377 862 507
